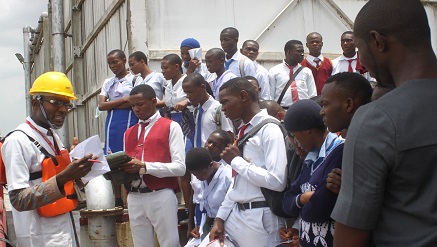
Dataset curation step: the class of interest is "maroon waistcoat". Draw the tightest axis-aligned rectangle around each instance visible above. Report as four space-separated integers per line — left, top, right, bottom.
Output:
124 117 178 191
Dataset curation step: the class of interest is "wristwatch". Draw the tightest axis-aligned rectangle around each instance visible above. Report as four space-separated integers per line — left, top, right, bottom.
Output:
139 161 146 175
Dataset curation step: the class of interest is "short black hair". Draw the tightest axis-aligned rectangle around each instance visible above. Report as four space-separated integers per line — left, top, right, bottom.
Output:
162 53 182 67
307 32 322 39
130 84 156 99
325 72 373 105
284 40 303 52
129 51 148 65
210 130 233 147
342 31 354 36
244 76 259 87
186 148 212 171
354 0 431 51
242 40 259 48
259 100 283 117
107 49 126 59
206 48 225 60
183 73 206 87
219 77 259 102
220 27 239 39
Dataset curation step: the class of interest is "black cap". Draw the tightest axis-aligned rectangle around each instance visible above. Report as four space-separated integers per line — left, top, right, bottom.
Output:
284 99 325 132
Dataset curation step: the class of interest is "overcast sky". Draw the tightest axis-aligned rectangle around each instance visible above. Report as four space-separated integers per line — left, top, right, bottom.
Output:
0 0 48 136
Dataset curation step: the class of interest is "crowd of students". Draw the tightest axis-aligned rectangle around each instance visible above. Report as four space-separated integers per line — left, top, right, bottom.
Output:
93 15 382 246
95 9 390 247
2 0 437 247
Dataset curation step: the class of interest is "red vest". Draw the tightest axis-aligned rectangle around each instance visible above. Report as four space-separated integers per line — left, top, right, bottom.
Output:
302 57 333 95
124 117 178 191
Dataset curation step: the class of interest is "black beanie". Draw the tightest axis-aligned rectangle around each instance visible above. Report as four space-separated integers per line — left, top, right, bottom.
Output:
284 99 325 132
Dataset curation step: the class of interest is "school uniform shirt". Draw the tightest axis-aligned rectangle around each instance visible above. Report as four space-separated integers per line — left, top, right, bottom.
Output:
254 61 271 101
99 73 142 154
182 62 217 83
128 111 186 189
2 117 77 247
194 96 234 148
225 51 257 78
216 109 287 220
211 70 237 100
331 53 376 83
198 164 232 218
269 61 317 108
282 132 343 247
302 55 333 95
99 73 143 100
140 71 167 100
164 74 188 107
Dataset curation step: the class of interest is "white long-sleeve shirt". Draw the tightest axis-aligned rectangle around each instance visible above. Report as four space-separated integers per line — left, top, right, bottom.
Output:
269 61 317 108
216 109 287 221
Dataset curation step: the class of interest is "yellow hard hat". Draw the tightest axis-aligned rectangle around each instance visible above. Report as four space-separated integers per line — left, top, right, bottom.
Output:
29 71 78 100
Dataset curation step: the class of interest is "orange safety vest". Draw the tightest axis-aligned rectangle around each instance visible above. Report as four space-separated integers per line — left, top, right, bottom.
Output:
0 130 77 217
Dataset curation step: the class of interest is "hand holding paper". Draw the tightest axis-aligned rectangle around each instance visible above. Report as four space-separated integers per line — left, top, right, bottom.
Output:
69 135 110 183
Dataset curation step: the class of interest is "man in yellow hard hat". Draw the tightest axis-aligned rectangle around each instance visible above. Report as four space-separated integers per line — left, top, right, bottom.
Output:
1 71 94 246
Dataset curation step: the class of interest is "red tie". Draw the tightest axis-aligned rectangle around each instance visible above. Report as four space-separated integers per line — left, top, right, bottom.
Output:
347 60 354 72
288 65 295 79
232 123 250 177
313 58 321 67
138 122 149 143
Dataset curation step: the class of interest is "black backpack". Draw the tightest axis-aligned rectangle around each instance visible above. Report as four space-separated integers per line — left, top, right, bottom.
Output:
236 118 291 218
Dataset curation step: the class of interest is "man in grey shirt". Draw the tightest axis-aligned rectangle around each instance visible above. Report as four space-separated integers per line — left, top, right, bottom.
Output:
331 0 437 246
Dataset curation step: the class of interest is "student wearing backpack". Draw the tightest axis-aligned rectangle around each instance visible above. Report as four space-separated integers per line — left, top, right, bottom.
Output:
209 77 287 247
1 72 94 246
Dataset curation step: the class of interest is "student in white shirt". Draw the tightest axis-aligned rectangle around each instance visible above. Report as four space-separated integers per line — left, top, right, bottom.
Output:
180 38 216 82
181 73 234 240
128 51 167 104
182 73 234 148
220 27 257 78
205 48 237 100
186 147 232 240
209 77 287 247
331 31 376 86
269 40 317 109
240 40 271 101
161 54 193 152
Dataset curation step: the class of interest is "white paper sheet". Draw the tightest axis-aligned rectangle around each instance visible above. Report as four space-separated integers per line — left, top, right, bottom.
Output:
189 48 203 60
69 135 110 183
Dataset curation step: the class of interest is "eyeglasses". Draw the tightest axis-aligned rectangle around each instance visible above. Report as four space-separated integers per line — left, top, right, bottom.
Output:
42 99 74 110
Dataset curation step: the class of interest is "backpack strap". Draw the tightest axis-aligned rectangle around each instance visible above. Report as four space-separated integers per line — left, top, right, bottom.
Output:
236 118 284 150
276 66 304 105
214 105 222 130
239 55 247 77
2 130 57 180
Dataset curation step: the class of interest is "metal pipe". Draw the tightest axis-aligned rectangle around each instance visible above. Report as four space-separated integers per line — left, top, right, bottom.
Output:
23 26 33 116
51 0 70 149
83 176 118 247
